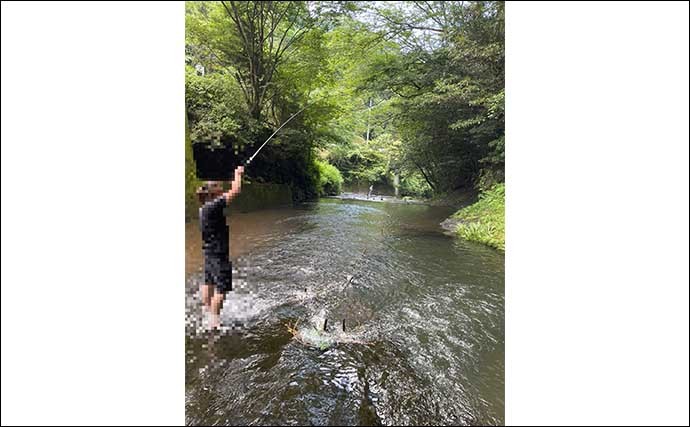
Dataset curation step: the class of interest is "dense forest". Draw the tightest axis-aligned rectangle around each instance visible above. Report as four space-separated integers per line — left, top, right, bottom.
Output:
185 1 504 245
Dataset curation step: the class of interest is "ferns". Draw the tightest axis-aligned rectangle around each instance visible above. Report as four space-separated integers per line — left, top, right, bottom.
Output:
453 183 505 251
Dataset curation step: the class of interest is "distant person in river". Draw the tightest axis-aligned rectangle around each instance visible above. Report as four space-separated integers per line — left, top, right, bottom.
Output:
367 184 373 199
196 165 244 329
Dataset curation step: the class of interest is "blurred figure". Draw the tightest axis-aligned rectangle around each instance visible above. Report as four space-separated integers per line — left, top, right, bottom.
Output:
196 165 244 329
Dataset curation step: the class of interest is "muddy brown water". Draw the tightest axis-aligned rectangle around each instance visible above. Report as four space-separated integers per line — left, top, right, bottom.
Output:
185 198 504 425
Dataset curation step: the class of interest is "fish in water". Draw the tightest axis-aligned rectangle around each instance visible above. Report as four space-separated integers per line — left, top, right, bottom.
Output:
288 308 368 350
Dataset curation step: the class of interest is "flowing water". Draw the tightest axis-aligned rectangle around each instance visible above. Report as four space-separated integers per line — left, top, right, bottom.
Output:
185 198 504 426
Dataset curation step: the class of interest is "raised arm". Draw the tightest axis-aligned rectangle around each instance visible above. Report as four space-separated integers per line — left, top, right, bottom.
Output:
223 165 245 203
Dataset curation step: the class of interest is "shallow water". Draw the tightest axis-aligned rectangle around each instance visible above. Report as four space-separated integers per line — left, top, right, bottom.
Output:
185 198 504 425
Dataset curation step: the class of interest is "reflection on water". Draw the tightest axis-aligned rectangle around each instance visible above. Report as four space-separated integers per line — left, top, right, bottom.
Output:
186 199 504 425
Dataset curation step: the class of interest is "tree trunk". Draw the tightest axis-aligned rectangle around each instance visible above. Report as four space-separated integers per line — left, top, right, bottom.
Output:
393 172 400 197
413 160 436 191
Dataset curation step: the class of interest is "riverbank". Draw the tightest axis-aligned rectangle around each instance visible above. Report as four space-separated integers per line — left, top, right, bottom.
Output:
327 192 428 205
330 189 478 207
428 188 477 207
185 182 293 221
443 184 505 251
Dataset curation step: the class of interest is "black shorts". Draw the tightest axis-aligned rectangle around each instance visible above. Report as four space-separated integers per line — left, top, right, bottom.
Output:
204 256 232 293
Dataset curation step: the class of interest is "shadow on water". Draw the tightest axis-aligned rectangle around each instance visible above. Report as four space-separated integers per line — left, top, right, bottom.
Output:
186 198 504 426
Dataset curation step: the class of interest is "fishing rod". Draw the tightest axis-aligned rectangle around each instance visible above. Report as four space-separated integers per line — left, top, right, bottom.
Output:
244 105 309 167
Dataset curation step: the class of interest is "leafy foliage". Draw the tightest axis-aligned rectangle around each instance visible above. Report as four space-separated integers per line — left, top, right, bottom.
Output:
186 1 339 203
315 159 344 196
185 1 504 213
185 114 201 220
361 1 505 192
185 67 245 149
399 172 433 198
453 183 505 250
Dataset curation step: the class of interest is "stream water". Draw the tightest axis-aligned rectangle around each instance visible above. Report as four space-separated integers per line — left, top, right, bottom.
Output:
185 198 504 425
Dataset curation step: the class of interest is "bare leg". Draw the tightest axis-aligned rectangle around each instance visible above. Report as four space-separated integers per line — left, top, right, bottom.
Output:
209 291 226 329
201 283 215 312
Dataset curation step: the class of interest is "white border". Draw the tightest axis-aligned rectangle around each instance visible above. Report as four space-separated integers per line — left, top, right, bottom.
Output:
1 2 185 425
507 2 689 425
1 1 688 425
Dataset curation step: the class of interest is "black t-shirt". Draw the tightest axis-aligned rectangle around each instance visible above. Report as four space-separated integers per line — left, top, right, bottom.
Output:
199 196 229 259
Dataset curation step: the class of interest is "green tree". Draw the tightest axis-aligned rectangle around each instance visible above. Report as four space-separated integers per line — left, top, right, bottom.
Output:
185 1 504 204
361 1 505 192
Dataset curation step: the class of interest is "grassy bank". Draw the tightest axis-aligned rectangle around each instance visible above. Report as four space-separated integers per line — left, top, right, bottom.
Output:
451 183 505 251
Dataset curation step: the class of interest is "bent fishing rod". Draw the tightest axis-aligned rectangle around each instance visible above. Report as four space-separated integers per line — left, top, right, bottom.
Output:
243 105 309 167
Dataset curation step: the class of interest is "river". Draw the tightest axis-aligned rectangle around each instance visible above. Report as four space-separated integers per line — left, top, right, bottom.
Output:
185 198 504 425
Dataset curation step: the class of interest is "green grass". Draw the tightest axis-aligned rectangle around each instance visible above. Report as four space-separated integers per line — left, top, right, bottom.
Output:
452 183 505 251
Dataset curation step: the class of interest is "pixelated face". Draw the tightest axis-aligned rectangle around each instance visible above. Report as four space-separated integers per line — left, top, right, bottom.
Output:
197 181 224 204
205 181 223 196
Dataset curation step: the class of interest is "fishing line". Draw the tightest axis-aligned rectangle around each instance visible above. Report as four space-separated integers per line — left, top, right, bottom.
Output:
244 105 309 167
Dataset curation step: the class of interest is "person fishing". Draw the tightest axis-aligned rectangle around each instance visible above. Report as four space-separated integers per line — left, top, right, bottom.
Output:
193 105 307 329
197 166 244 329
